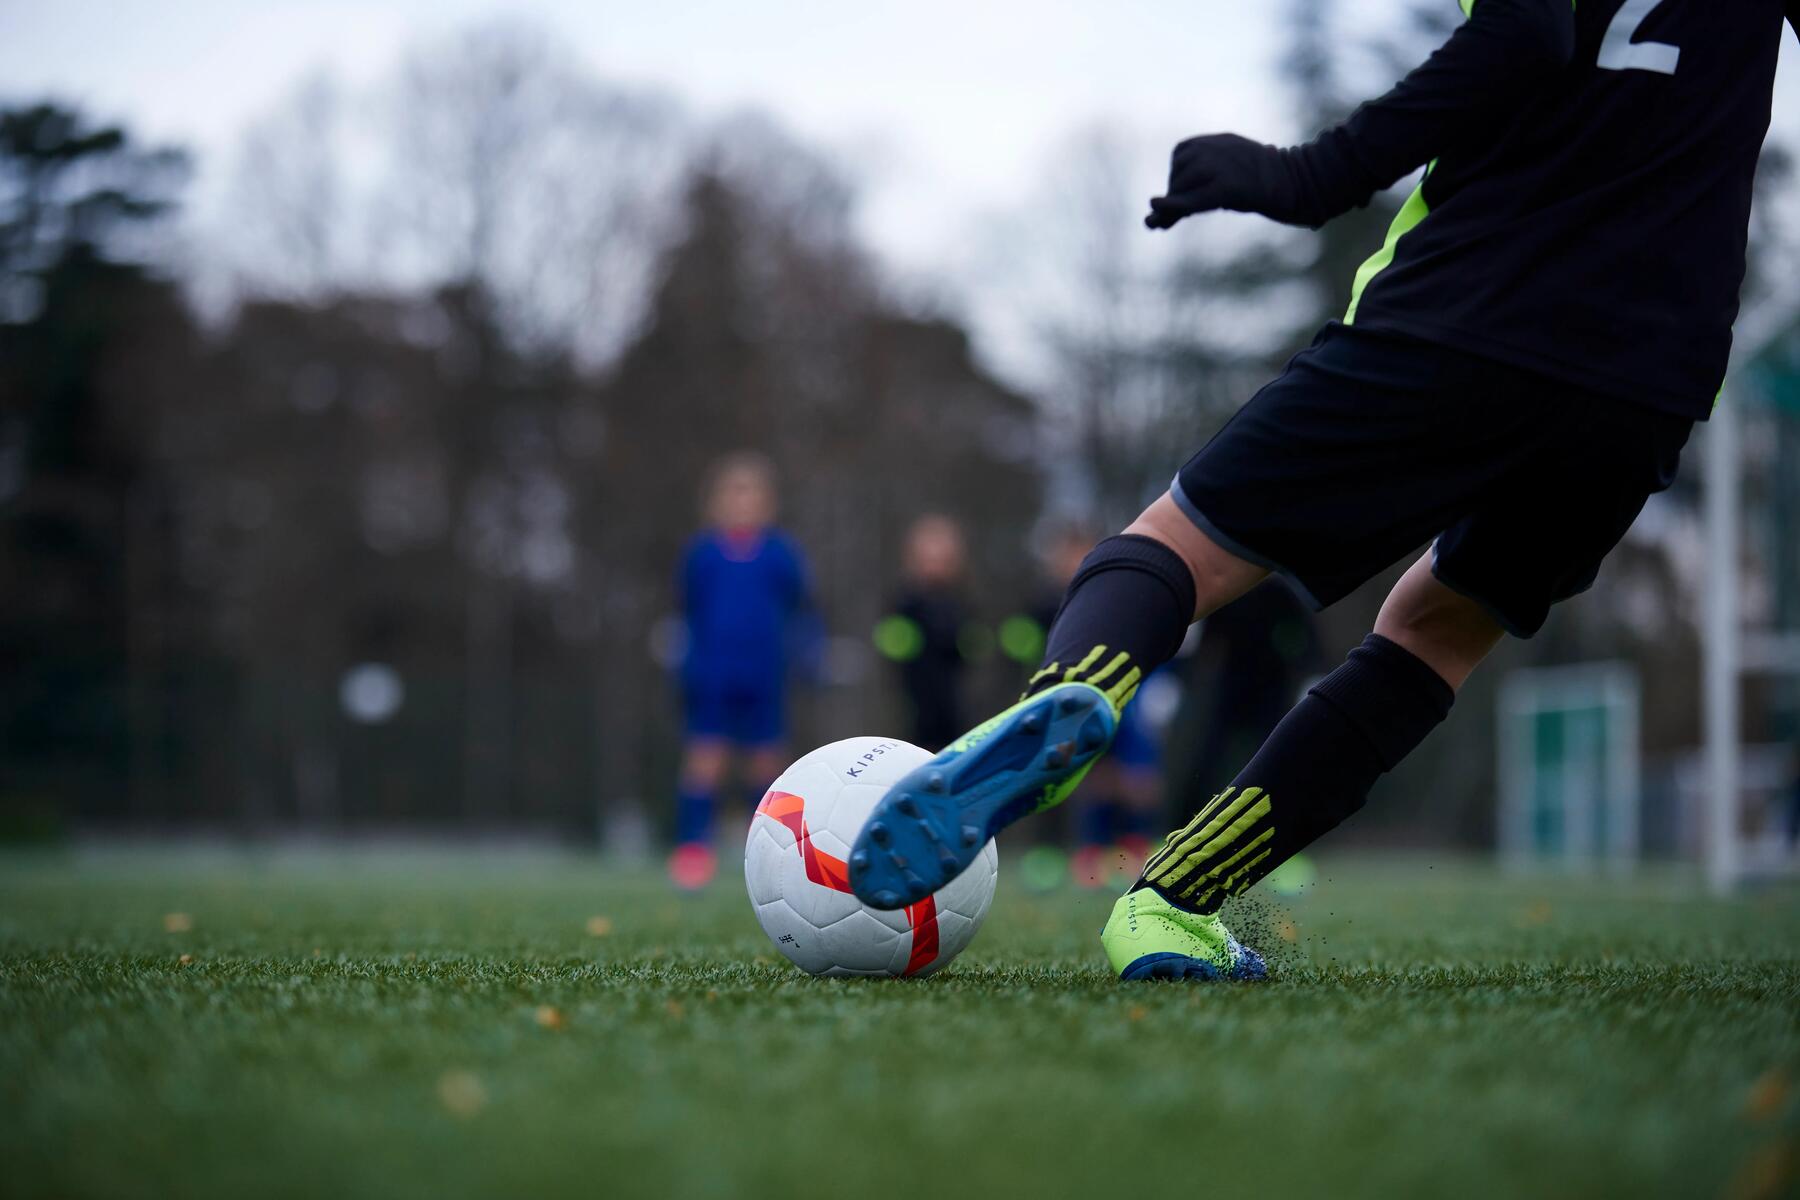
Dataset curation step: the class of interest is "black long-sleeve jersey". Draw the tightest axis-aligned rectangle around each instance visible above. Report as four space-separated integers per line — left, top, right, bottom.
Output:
1292 0 1795 418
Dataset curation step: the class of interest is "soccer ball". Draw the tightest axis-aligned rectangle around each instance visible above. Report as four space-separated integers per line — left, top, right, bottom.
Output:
745 737 998 978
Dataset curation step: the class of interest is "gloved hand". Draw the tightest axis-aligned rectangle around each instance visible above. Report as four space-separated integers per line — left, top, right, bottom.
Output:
1145 133 1317 230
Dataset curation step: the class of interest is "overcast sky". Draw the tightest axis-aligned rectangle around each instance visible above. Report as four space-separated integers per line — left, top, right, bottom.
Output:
3 1 1797 377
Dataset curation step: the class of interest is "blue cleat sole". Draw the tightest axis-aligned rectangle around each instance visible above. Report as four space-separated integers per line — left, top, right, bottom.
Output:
849 685 1115 910
1118 946 1268 982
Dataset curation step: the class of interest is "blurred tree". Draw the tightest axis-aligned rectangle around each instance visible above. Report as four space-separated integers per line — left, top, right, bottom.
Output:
595 158 1040 814
229 23 684 370
0 103 192 827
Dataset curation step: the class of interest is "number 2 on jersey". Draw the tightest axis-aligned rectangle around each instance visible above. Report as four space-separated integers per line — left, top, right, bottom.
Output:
1598 0 1680 75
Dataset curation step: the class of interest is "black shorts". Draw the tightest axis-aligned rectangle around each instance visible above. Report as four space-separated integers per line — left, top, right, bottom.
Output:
1172 323 1694 637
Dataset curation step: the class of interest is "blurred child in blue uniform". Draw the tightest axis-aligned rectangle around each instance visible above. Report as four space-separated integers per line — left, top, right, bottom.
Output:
671 453 815 888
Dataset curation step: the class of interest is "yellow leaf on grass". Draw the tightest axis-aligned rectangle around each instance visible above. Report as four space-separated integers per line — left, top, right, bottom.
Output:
438 1071 486 1119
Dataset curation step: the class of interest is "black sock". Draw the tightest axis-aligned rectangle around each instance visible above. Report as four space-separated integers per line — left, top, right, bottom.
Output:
1027 534 1196 710
1138 633 1453 914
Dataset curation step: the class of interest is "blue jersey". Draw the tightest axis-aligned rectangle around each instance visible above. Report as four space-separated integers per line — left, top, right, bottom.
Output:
679 528 811 689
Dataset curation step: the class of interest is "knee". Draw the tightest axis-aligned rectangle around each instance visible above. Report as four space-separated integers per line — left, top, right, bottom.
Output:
1123 492 1267 617
745 749 786 788
1373 562 1505 691
681 743 728 789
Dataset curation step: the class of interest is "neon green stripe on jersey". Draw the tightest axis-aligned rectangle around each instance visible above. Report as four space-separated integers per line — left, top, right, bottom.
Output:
1343 165 1434 325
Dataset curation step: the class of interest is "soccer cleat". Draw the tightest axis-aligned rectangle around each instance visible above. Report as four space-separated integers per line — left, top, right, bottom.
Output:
667 842 718 890
849 682 1117 909
1101 886 1267 981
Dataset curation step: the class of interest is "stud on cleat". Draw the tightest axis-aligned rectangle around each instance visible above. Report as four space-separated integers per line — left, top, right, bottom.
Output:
1079 717 1109 752
848 681 1118 909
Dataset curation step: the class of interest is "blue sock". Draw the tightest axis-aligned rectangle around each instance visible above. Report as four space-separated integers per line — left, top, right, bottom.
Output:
676 786 716 846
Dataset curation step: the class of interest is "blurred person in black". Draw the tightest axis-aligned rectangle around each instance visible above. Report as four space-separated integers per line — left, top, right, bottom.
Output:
875 516 973 752
1006 521 1168 886
1166 581 1322 829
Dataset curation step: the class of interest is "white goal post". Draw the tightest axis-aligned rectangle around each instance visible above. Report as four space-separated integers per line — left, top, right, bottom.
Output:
1703 285 1800 893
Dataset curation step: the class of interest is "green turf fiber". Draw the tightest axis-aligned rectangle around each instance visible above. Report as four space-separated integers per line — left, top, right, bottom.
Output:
2 851 1796 1199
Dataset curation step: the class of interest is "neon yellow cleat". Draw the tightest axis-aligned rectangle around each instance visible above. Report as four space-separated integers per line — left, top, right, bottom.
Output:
1101 886 1267 981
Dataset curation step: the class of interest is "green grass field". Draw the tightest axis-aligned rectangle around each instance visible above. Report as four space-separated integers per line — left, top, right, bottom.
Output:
2 850 1796 1199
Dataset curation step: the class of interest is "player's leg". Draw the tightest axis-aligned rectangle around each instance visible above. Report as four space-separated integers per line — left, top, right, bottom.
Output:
671 736 730 888
1105 556 1495 978
1114 379 1695 980
1122 557 1491 911
1374 553 1506 689
847 325 1507 912
848 514 1264 909
1075 692 1165 887
1071 759 1123 889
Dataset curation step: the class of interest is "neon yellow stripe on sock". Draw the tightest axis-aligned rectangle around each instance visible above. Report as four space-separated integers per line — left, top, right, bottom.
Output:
1062 645 1107 683
1189 848 1274 909
1178 828 1275 903
1152 794 1272 890
1104 667 1142 712
1144 788 1236 877
1084 651 1132 690
1145 789 1266 887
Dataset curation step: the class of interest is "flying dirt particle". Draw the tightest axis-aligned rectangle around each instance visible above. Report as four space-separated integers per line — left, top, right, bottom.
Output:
585 916 614 937
177 954 193 966
1221 893 1303 976
1128 1005 1147 1022
1522 900 1553 927
162 913 193 933
1278 919 1298 944
437 1071 486 1119
534 1006 565 1032
664 999 685 1019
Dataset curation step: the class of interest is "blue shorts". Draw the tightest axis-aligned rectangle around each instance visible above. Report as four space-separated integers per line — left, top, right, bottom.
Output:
1173 324 1692 638
684 678 786 747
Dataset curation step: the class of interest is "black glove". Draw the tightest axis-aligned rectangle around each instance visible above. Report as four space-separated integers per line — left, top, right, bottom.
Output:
1145 133 1319 231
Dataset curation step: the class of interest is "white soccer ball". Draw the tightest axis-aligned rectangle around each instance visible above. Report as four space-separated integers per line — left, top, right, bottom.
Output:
745 737 998 978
